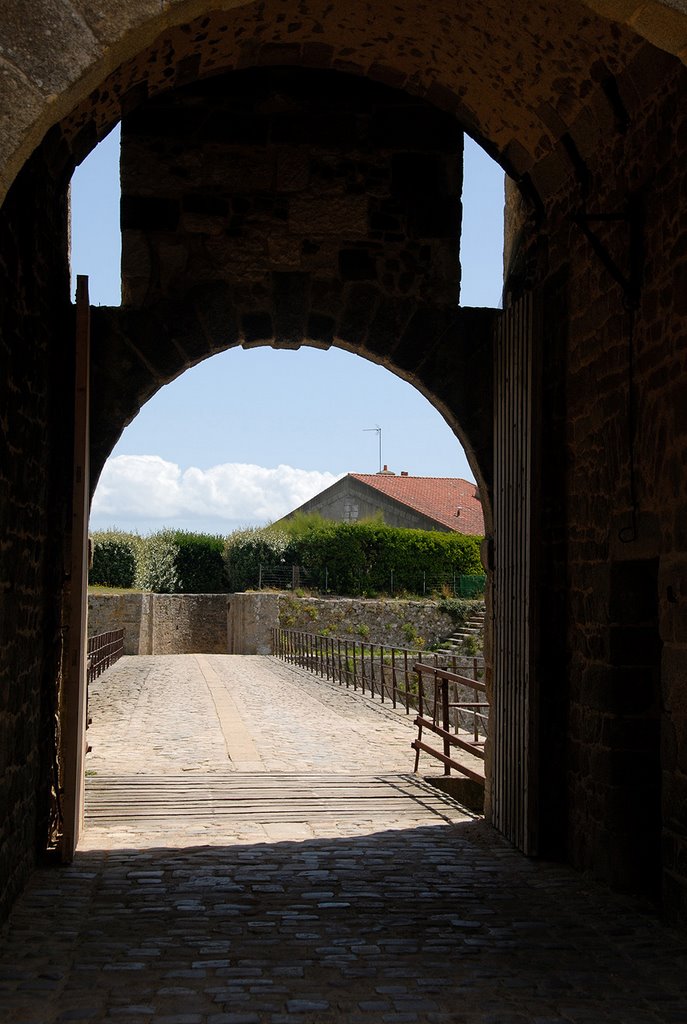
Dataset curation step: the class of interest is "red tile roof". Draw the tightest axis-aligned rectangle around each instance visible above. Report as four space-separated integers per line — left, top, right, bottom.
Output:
349 473 484 535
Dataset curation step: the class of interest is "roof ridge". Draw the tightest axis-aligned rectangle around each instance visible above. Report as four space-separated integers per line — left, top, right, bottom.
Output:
350 473 476 483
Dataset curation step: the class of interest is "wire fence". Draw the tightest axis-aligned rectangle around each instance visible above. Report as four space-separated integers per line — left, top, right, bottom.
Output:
257 565 486 598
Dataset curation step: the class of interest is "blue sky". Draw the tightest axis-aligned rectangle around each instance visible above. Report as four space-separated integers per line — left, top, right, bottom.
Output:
73 125 504 535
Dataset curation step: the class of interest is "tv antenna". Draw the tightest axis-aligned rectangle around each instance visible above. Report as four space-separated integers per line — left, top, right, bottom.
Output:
364 425 382 473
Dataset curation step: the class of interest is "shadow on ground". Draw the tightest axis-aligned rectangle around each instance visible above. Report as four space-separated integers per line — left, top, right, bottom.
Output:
2 819 687 1023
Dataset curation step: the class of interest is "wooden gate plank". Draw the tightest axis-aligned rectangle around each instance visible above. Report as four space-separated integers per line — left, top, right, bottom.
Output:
492 294 540 855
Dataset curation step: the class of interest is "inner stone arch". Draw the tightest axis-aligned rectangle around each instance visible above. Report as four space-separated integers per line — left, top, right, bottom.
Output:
90 66 498 512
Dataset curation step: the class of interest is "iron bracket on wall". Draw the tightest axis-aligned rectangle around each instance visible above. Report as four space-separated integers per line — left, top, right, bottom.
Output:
573 194 643 311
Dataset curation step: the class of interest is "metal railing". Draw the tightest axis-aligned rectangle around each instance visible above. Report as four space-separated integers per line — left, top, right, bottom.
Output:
272 626 487 740
87 629 124 685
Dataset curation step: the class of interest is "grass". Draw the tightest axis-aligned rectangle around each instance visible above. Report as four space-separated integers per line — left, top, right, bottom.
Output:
88 586 144 594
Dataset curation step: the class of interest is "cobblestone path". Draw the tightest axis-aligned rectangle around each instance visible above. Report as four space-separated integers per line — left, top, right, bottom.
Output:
84 655 419 777
1 655 687 1024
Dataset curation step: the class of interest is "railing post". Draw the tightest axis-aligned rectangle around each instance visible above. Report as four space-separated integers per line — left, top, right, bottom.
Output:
370 643 375 699
442 677 451 775
404 649 409 713
417 665 424 718
379 644 385 702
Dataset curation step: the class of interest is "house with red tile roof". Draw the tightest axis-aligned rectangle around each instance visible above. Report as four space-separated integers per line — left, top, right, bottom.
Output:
280 467 484 536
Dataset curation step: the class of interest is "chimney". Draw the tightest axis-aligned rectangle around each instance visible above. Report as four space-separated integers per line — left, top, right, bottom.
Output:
378 465 395 475
400 471 409 477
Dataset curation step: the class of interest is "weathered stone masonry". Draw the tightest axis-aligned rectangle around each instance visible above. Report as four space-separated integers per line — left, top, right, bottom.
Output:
0 150 73 921
511 57 687 901
88 70 496 489
88 591 465 656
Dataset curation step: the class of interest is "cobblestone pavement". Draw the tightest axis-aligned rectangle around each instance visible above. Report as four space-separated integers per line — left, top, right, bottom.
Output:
84 655 419 776
2 655 687 1024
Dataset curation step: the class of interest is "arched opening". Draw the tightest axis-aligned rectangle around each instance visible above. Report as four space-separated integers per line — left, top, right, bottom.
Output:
72 66 501 823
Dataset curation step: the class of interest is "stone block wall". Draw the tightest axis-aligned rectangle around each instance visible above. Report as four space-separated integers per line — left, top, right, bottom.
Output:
88 594 230 655
0 149 73 922
88 594 151 655
120 69 462 315
277 595 462 650
89 592 465 658
147 595 231 655
228 593 282 656
508 57 687 907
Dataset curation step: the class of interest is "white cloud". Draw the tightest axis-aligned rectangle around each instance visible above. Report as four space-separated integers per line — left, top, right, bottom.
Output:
90 455 341 534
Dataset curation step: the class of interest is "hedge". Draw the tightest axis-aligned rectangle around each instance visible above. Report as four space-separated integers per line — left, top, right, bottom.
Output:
89 531 139 588
90 520 482 596
223 515 483 595
135 530 226 593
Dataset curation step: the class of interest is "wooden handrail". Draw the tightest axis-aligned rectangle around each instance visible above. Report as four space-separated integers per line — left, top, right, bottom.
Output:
413 661 487 694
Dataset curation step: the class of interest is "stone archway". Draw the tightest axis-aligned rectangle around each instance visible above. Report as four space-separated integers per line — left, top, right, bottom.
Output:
2 0 687 924
1 0 685 208
88 68 497 511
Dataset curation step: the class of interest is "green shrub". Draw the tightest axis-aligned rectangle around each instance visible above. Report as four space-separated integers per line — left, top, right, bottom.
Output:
401 622 417 645
135 529 226 593
173 531 225 593
223 526 289 592
437 596 484 625
89 531 139 588
135 530 181 593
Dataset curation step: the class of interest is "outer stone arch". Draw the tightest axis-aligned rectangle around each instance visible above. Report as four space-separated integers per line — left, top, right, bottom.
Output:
1 0 682 213
2 0 687 927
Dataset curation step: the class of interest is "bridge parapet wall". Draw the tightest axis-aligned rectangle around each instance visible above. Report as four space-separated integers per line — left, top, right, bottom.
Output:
88 592 464 656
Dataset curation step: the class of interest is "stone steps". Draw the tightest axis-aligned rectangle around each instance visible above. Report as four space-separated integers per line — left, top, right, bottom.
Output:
436 611 485 656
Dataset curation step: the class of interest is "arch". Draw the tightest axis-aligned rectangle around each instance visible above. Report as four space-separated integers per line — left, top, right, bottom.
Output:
90 298 497 527
0 0 682 210
87 65 496 522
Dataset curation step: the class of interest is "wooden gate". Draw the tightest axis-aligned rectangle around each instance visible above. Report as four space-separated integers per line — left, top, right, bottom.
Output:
60 275 91 860
492 293 540 856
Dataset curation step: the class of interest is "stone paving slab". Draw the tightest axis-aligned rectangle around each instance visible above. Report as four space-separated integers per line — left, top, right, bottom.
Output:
1 654 687 1023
